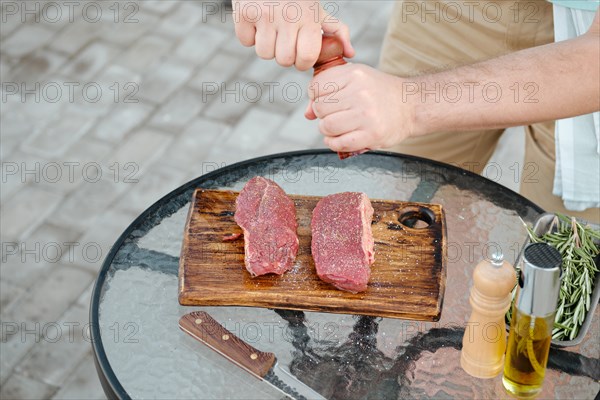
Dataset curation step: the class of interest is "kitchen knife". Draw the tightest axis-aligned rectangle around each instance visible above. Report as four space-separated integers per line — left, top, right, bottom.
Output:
179 311 326 400
313 35 369 160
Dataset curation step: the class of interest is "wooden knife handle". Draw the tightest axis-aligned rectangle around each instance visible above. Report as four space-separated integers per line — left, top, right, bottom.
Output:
313 35 367 160
179 311 276 378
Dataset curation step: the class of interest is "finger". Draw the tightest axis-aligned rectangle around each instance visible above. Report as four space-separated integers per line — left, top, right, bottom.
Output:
304 100 317 120
275 27 297 67
255 27 277 59
321 18 355 58
308 64 354 101
235 20 256 47
312 94 350 118
324 130 370 152
295 25 322 71
318 110 360 137
233 1 256 47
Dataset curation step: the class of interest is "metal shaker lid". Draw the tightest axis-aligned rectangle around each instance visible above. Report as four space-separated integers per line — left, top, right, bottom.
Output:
516 243 562 317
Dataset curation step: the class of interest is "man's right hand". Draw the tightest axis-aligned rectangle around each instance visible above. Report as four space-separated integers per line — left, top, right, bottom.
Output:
233 0 354 71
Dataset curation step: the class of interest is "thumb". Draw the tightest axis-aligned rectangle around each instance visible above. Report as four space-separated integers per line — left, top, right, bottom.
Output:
321 14 355 58
304 100 317 120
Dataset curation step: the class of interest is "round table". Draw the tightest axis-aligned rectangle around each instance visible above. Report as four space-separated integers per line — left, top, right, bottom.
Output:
90 150 599 399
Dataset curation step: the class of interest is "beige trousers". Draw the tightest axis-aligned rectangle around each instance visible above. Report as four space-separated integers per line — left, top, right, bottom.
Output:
380 0 599 223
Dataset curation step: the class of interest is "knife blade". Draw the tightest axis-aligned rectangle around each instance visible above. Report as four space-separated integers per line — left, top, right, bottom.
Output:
179 311 326 400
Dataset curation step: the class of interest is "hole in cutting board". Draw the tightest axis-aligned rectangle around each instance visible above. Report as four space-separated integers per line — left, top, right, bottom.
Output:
398 206 435 229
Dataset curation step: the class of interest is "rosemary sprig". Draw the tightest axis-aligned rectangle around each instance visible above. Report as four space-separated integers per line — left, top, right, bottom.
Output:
507 214 599 341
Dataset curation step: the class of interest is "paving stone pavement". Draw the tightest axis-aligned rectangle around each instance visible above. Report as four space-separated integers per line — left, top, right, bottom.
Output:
0 0 522 398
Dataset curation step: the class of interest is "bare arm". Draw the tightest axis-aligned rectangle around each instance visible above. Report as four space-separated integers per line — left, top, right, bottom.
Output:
412 11 600 136
308 11 600 152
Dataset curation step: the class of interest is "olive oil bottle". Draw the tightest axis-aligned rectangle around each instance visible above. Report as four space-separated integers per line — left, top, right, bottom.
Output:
502 243 562 398
503 310 553 397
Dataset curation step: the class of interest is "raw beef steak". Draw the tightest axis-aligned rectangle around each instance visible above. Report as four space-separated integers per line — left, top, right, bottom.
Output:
234 177 299 276
311 192 375 293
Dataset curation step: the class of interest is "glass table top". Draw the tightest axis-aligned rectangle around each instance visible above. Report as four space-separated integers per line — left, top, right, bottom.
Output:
90 150 599 399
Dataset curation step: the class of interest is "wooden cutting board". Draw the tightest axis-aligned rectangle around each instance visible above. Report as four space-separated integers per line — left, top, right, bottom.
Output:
179 188 447 321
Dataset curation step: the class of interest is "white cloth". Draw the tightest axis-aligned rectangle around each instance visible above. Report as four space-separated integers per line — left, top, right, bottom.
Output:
552 5 600 211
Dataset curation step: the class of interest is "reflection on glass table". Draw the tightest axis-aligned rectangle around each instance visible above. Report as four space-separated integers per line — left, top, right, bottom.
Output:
90 150 600 400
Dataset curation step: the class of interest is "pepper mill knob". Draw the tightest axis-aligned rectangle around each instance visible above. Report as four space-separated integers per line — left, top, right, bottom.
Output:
313 35 347 75
473 252 516 299
460 252 516 379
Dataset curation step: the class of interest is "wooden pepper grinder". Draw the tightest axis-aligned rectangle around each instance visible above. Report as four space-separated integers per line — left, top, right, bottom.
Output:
460 252 516 378
313 35 367 160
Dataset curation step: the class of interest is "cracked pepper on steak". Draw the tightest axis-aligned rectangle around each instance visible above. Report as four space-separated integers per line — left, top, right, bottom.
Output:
234 177 299 276
311 192 375 293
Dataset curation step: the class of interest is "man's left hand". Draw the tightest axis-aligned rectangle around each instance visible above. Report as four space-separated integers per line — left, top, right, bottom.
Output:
305 63 415 152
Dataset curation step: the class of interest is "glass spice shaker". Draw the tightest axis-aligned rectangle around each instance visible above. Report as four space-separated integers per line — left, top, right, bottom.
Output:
502 242 562 398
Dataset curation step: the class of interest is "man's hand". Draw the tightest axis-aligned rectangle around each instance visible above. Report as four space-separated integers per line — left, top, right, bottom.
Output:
305 64 415 152
233 0 354 71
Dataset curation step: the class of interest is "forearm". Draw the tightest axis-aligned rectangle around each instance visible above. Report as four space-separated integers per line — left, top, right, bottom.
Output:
408 28 600 136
